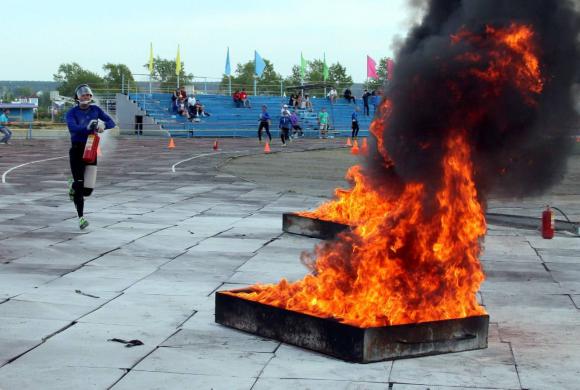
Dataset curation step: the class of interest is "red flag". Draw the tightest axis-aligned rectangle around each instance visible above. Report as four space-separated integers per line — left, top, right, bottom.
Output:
367 55 378 80
386 58 395 81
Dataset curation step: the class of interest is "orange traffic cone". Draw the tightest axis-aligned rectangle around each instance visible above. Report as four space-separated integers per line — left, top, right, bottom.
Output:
264 142 271 153
346 137 352 146
97 146 102 157
168 137 175 149
351 139 360 155
213 139 219 151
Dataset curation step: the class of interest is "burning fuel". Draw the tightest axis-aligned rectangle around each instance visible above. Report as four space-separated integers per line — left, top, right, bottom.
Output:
233 0 580 327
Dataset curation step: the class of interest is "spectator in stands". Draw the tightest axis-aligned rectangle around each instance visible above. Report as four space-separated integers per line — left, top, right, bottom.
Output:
304 94 313 112
279 110 292 147
344 88 356 104
290 110 303 138
178 86 187 100
280 104 291 116
362 89 371 116
295 94 303 109
372 89 382 113
327 87 338 104
0 109 12 145
288 93 296 107
187 95 197 117
177 96 190 119
240 88 251 108
192 100 210 121
351 106 360 140
318 107 329 139
171 89 180 112
233 90 242 108
257 105 272 143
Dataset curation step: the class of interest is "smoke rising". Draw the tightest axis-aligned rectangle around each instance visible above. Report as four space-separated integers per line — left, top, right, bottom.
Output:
375 0 580 198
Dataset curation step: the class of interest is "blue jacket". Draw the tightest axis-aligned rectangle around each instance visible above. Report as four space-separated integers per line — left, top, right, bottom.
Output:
279 116 292 129
352 111 358 122
259 112 271 122
66 104 116 143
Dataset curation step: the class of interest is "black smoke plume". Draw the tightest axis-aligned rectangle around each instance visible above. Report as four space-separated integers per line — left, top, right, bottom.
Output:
373 0 580 199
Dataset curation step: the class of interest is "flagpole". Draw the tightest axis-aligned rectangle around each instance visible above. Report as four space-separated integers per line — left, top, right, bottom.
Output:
253 76 257 96
177 75 180 89
228 76 232 96
149 74 152 94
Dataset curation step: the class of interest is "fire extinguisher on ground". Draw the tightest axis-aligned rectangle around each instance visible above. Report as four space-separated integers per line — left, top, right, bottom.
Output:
541 205 555 239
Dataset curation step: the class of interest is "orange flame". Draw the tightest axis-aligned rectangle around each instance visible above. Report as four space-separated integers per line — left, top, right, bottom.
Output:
232 23 544 327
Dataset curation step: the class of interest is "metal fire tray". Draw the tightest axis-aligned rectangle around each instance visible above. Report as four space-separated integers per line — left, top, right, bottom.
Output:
215 289 489 363
282 212 350 240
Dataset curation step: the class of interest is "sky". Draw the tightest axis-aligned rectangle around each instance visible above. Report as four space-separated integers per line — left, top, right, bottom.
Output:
2 0 420 83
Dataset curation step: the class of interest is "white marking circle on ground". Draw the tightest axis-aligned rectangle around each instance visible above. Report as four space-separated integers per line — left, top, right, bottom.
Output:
1 155 68 184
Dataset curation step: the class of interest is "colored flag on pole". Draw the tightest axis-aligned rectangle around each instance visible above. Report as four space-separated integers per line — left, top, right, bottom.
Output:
367 55 378 80
175 45 181 76
225 47 231 76
323 53 329 81
386 58 395 81
300 52 307 78
255 50 266 77
148 43 154 75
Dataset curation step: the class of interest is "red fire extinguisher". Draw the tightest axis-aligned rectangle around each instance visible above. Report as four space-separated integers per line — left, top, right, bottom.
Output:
541 205 555 239
83 133 100 163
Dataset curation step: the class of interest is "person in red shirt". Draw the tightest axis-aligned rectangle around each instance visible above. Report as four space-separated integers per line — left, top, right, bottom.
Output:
239 88 251 108
233 90 242 108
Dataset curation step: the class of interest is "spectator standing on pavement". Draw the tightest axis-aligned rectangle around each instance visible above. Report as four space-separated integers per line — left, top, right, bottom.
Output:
318 107 329 139
279 110 292 147
351 106 360 140
290 110 303 138
257 105 272 143
0 109 12 145
362 89 372 116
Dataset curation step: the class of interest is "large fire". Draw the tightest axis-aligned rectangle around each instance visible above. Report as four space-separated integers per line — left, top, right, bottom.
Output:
232 23 544 327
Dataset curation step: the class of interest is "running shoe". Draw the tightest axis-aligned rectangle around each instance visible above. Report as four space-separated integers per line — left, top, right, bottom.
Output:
79 216 89 230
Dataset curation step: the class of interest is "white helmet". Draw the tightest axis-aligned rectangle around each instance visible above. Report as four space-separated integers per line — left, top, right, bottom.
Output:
75 84 93 106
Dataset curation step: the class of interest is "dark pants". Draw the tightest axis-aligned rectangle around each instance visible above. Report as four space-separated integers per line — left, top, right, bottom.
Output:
69 143 96 217
345 96 356 104
292 124 303 136
258 122 271 141
0 126 11 143
363 103 370 116
280 127 290 144
351 121 360 139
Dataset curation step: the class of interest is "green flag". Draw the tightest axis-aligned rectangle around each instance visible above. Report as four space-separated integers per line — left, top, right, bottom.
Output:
300 52 307 79
323 53 329 81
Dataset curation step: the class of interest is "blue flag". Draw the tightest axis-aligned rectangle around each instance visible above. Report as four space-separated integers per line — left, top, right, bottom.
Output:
255 50 266 77
225 47 231 76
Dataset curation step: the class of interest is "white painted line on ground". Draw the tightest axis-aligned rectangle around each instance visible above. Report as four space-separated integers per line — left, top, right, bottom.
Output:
171 150 249 173
1 155 68 184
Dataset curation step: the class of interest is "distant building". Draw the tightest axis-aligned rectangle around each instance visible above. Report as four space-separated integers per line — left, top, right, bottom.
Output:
0 102 39 121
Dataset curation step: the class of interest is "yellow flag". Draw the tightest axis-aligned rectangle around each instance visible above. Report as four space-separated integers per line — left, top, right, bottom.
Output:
148 43 154 75
175 45 181 76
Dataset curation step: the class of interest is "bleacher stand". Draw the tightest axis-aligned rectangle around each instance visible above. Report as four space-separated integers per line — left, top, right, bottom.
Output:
126 93 372 138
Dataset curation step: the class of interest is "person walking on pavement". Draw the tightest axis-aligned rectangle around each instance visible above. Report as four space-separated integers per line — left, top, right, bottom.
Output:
351 106 360 140
257 105 272 143
65 84 116 230
318 107 329 139
0 109 12 145
279 111 292 147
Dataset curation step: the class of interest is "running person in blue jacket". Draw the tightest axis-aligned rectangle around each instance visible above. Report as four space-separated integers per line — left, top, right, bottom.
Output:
257 105 272 143
279 111 292 147
65 84 115 229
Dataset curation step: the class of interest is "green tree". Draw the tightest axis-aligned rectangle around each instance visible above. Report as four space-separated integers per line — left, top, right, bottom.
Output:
103 63 134 91
145 57 193 91
219 59 282 95
364 57 391 91
53 63 105 98
12 87 33 97
285 59 353 97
